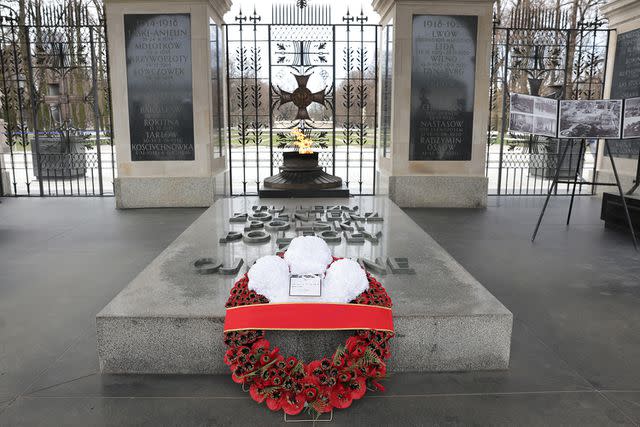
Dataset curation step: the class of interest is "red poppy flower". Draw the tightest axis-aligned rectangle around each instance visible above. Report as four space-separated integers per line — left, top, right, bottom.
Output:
306 360 322 377
338 372 351 383
266 392 284 411
251 338 269 351
249 384 266 403
282 392 305 415
304 385 318 402
345 336 362 353
348 376 367 400
286 356 298 369
231 372 244 384
329 385 353 409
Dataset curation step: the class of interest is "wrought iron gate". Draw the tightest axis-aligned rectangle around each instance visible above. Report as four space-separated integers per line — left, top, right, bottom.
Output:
487 10 612 196
225 6 378 196
0 4 113 197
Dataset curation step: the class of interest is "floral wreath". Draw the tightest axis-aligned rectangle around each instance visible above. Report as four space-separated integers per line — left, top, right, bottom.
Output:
223 256 394 416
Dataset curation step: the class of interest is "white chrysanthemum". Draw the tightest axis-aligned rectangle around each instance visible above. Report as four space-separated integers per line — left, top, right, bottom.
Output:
322 258 369 303
283 235 333 275
247 255 290 303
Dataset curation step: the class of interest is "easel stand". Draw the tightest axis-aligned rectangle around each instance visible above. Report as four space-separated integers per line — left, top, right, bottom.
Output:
531 138 638 251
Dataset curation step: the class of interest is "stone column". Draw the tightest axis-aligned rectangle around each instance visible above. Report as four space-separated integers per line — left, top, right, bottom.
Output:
105 0 231 208
373 0 492 207
597 0 640 192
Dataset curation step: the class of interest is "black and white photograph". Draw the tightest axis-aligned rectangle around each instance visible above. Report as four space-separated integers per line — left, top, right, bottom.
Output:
509 94 557 136
534 96 558 117
622 97 640 139
510 112 533 133
532 97 558 136
510 93 535 114
534 116 556 136
559 99 622 138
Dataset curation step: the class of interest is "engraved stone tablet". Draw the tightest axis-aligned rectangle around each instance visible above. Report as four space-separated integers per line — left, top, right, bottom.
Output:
609 28 640 155
125 14 194 161
409 15 477 161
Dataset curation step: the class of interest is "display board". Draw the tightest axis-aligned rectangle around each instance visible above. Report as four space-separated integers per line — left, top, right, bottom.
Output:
125 14 194 161
509 94 558 137
559 100 622 139
409 15 477 161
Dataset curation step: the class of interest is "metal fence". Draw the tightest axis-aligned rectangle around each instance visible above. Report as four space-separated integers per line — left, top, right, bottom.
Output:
487 9 612 195
0 4 114 197
225 5 378 196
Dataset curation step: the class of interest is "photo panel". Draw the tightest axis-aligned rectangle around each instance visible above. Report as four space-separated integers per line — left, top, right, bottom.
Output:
510 93 535 114
534 116 556 137
532 97 558 137
509 112 533 134
559 99 622 139
622 97 640 139
509 93 558 136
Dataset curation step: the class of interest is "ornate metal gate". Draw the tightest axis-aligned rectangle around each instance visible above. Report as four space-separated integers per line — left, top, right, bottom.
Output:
225 5 378 195
487 10 613 195
0 4 113 197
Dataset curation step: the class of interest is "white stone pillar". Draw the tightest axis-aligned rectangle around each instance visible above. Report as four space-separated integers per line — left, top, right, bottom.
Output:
373 0 493 207
597 0 640 192
105 0 231 208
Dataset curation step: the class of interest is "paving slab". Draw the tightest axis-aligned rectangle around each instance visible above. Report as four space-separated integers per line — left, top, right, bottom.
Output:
97 196 512 373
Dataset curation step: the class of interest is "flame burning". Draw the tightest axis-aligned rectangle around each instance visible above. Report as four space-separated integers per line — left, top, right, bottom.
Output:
291 128 314 154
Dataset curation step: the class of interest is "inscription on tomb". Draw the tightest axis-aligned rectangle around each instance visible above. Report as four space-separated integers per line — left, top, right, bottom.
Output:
611 29 640 100
409 15 477 161
195 204 413 276
609 28 640 156
124 14 194 161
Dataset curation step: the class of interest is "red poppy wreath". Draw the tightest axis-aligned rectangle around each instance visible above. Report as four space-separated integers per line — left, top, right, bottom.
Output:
223 236 394 416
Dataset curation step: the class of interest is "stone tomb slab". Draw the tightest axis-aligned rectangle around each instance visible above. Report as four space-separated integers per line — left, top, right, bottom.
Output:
96 196 512 374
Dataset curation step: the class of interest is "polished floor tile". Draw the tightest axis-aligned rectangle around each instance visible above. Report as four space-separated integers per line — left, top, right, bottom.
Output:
0 392 635 427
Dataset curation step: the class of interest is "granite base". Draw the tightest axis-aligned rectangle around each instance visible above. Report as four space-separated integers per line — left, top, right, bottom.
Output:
258 185 350 198
388 175 488 208
97 196 512 373
115 176 217 208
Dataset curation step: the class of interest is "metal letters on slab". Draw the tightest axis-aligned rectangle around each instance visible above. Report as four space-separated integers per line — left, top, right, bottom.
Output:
386 257 416 274
125 14 194 161
409 15 477 161
358 257 387 275
265 220 290 232
318 230 341 243
219 231 242 243
219 258 244 275
194 258 222 274
243 230 271 244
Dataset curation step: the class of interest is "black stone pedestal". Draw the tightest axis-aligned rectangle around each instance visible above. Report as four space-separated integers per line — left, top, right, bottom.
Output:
259 184 350 198
261 151 349 198
601 192 640 236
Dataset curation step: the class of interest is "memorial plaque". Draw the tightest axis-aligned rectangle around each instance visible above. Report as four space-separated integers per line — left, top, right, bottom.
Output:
409 15 477 161
609 28 640 157
611 29 640 100
125 14 194 161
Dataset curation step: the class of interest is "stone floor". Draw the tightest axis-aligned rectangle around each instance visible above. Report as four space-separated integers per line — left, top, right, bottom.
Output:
0 195 638 426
